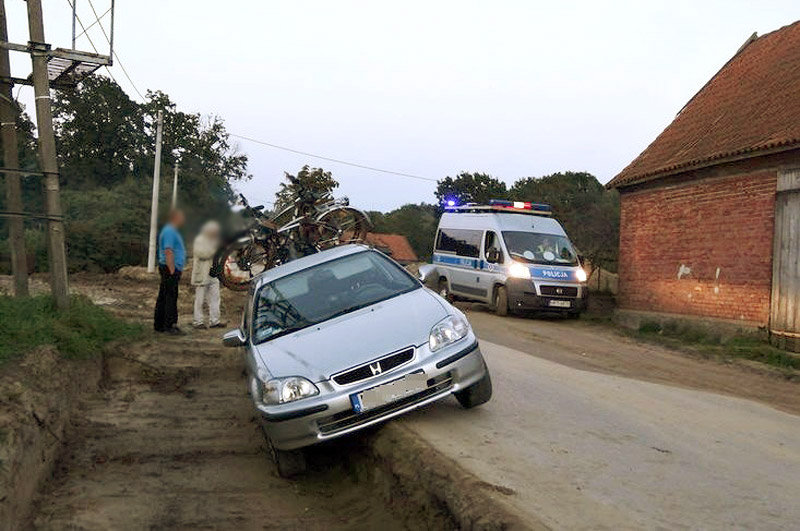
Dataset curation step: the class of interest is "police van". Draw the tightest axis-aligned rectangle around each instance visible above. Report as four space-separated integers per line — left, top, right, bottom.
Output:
430 199 588 316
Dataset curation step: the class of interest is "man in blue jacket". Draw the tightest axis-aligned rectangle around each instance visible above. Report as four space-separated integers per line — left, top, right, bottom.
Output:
154 209 187 334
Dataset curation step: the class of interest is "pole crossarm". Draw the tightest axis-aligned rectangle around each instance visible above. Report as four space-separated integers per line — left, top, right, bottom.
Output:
0 41 110 65
0 166 51 177
0 210 65 221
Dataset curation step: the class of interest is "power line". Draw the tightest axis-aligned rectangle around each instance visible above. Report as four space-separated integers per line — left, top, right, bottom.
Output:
229 133 438 183
85 0 146 102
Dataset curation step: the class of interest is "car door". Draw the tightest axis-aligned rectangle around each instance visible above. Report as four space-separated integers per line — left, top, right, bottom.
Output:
438 228 486 300
476 230 503 302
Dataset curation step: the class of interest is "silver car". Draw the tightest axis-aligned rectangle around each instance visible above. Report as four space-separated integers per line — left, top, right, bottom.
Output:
222 244 492 476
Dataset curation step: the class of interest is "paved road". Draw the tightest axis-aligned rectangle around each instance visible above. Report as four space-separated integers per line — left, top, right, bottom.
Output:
402 340 800 530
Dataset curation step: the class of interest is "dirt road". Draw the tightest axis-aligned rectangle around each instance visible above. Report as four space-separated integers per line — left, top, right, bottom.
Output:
400 309 800 529
26 278 410 529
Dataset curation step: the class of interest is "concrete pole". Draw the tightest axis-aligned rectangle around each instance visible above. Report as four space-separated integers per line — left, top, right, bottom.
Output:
171 161 178 209
26 0 69 309
0 0 29 297
146 110 164 273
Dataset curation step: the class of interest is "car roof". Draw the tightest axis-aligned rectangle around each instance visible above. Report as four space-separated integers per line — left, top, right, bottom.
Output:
252 244 373 288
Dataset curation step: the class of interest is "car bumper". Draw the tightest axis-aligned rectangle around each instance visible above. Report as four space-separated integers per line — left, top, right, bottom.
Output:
253 338 487 450
506 279 588 312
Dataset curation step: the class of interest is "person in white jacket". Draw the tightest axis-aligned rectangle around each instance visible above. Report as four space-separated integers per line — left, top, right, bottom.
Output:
192 221 225 328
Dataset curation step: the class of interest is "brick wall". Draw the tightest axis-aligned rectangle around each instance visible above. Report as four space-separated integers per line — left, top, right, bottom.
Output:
618 170 776 325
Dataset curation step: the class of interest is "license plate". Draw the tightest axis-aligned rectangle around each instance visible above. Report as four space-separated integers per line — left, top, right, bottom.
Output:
549 299 571 308
350 373 428 413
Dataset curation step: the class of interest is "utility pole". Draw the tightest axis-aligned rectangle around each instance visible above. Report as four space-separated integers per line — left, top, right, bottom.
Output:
147 110 164 273
26 0 69 309
0 0 28 297
171 161 178 209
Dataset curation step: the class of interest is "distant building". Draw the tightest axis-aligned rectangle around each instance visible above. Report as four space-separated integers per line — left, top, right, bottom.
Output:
365 233 419 264
607 21 800 346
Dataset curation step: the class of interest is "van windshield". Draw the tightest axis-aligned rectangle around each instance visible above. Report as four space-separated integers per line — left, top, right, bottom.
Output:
502 231 579 266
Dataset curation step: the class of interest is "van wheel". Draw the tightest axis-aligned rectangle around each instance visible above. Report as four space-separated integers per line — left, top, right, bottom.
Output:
262 425 307 478
455 371 493 408
494 286 509 316
438 278 453 302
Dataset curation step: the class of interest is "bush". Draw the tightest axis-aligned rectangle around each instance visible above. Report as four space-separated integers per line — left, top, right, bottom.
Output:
0 295 142 364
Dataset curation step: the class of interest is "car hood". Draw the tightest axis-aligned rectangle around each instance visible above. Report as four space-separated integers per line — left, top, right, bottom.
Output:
253 288 449 382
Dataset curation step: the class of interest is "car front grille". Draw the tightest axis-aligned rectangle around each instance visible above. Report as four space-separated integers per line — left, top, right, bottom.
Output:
332 347 414 385
317 372 453 435
539 285 578 297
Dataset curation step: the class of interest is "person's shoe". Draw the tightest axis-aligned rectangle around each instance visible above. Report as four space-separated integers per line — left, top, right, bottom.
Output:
192 323 207 330
209 322 227 329
166 326 186 336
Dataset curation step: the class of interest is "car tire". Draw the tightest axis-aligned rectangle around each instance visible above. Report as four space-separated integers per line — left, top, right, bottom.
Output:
567 311 581 319
261 425 307 478
494 286 509 316
455 371 493 409
438 278 454 302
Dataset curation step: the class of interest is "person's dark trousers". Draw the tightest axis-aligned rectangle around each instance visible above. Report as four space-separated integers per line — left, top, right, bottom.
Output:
154 265 182 332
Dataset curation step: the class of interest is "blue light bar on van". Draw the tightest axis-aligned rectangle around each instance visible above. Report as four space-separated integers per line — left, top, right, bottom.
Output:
488 199 552 212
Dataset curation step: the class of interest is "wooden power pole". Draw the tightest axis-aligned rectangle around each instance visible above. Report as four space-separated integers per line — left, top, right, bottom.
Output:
26 0 69 309
0 1 28 297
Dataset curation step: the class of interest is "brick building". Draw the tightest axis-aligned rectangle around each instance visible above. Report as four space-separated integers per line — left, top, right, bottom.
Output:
364 233 419 265
607 21 800 340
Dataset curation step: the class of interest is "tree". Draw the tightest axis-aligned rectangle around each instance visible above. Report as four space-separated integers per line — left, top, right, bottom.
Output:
509 171 619 272
370 203 439 260
435 172 507 207
274 165 338 211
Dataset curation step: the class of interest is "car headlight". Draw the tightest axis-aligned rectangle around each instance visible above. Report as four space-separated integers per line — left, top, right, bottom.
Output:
429 315 470 352
261 376 319 405
576 268 587 282
508 261 531 279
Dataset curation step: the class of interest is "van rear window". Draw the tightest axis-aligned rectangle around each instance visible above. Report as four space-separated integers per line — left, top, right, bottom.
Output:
435 228 482 258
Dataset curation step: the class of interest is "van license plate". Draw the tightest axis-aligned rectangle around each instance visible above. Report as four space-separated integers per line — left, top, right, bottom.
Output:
351 373 428 413
549 300 571 308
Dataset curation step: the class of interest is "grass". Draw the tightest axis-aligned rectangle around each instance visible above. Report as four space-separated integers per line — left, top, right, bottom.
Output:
0 295 142 365
634 320 800 371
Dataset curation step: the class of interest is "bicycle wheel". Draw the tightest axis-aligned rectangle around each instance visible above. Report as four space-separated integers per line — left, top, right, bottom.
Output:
218 240 275 291
315 208 370 249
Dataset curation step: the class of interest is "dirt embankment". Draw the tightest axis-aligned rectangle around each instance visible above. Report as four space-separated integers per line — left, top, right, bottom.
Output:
3 272 527 530
0 347 103 526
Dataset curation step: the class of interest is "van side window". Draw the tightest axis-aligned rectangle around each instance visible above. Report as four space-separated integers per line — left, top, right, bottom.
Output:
435 228 481 258
484 231 504 263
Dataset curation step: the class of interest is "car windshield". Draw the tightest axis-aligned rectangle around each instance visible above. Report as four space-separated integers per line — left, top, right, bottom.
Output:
502 231 579 266
252 251 420 344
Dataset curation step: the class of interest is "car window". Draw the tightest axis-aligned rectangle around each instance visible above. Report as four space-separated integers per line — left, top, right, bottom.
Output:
435 228 481 257
484 231 503 263
252 251 420 344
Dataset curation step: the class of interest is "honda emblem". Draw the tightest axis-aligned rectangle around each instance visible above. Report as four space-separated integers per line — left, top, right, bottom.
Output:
369 362 382 375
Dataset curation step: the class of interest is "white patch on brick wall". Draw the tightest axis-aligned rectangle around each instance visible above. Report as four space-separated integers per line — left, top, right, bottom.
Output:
714 267 721 294
677 264 691 279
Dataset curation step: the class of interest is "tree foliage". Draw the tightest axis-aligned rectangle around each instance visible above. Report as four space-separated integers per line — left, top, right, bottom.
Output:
2 76 251 273
435 172 508 207
274 165 339 211
369 203 439 261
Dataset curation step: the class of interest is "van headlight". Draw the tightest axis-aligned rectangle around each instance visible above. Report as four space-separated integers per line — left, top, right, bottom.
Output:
508 261 531 279
261 376 319 405
576 268 587 282
429 315 470 352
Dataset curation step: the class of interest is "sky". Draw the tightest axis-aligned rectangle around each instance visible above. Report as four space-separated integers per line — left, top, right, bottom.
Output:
6 1 800 211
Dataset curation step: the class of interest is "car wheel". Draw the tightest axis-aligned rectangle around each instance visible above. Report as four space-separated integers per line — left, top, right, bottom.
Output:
261 425 307 478
494 286 509 316
455 371 493 409
567 311 581 319
438 278 453 302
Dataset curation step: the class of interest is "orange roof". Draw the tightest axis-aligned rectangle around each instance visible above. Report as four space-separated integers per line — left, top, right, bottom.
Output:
365 233 418 263
608 21 800 189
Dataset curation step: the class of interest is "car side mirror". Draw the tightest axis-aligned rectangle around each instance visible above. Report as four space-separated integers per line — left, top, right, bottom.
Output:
417 263 437 284
222 328 246 348
486 248 501 264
